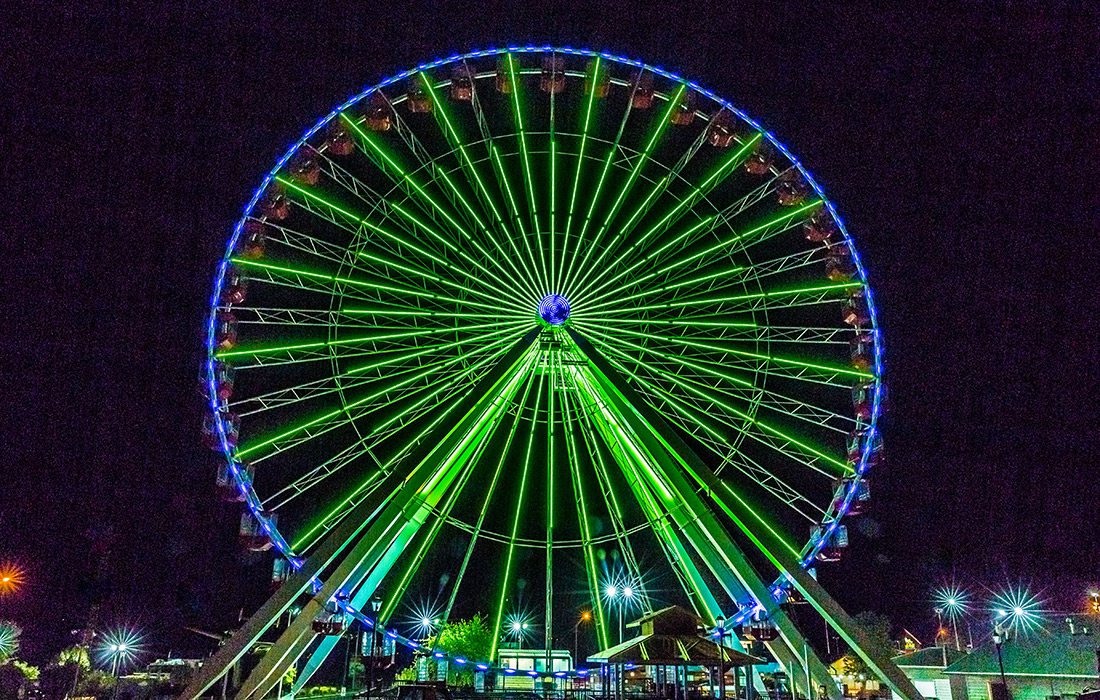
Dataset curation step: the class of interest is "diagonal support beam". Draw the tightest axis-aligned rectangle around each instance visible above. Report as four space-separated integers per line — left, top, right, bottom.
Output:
182 329 538 700
567 327 921 700
568 356 825 696
235 334 538 700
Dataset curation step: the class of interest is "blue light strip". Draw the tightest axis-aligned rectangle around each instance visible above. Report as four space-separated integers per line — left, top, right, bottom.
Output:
204 44 885 600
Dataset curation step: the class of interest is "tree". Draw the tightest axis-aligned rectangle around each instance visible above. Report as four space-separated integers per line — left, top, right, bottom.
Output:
76 669 116 699
347 658 364 689
9 662 37 683
56 645 91 671
421 615 494 687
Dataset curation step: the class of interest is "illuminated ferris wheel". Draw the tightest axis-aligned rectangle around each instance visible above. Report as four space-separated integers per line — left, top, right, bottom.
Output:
191 47 914 700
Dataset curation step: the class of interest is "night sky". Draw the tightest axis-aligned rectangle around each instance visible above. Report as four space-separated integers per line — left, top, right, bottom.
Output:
4 3 1099 664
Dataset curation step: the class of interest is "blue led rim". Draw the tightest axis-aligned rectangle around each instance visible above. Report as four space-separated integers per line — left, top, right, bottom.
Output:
205 44 886 598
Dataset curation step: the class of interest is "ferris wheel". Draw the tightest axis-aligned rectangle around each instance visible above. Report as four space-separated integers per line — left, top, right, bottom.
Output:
191 47 915 700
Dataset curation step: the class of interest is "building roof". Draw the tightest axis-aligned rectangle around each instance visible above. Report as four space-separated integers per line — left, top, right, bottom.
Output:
892 647 968 669
945 616 1099 678
588 632 762 668
626 605 702 630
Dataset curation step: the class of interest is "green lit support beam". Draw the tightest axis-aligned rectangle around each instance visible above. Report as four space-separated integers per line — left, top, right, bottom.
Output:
235 336 537 700
572 356 835 696
567 327 922 700
181 329 538 700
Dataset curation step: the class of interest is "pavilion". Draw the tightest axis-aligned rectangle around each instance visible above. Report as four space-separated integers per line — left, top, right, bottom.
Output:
589 605 763 699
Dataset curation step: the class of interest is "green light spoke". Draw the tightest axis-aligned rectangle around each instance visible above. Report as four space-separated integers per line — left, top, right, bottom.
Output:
274 173 524 305
231 330 525 424
558 380 610 650
572 215 717 309
490 363 545 661
591 338 852 477
418 72 544 302
379 413 499 624
279 350 533 549
576 132 763 302
568 379 651 592
559 69 645 295
654 199 823 278
567 84 686 295
354 249 532 317
241 337 522 474
505 54 541 240
579 264 747 313
572 322 754 388
341 115 537 302
580 197 823 312
575 280 860 317
217 313 526 361
580 323 857 435
578 320 873 382
490 144 545 291
584 355 819 559
569 364 717 620
563 56 600 243
227 256 528 319
548 72 559 293
544 342 557 652
235 332 524 461
219 322 521 372
443 364 538 624
289 469 387 551
265 445 385 516
606 368 823 522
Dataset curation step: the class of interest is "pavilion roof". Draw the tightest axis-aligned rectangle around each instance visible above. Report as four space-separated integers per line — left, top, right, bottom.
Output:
588 632 762 668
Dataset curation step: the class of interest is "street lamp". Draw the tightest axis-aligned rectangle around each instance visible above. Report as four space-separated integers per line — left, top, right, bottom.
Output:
0 563 24 597
509 619 530 649
713 617 730 700
992 617 1009 700
574 611 592 669
107 643 129 700
98 628 142 700
604 579 638 644
367 595 383 700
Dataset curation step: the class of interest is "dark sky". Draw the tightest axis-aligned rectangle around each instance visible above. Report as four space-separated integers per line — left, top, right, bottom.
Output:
3 2 1099 664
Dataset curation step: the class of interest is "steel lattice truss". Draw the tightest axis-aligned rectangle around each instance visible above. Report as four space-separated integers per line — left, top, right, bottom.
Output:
189 47 916 700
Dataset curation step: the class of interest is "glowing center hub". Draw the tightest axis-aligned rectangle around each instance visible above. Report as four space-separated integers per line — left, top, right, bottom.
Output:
538 294 570 325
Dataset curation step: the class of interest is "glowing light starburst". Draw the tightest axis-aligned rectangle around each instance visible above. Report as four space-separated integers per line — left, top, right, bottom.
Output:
504 612 532 640
96 628 145 671
990 586 1046 636
0 563 25 597
932 584 971 621
0 621 21 661
404 600 443 638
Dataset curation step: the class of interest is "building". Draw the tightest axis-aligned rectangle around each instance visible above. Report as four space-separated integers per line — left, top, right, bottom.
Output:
891 616 1100 700
497 648 573 690
943 616 1099 700
892 647 968 700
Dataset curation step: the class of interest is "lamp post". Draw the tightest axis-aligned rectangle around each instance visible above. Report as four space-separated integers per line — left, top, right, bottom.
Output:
714 617 729 700
605 581 636 644
992 619 1009 700
367 595 382 700
108 643 129 700
574 610 592 669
